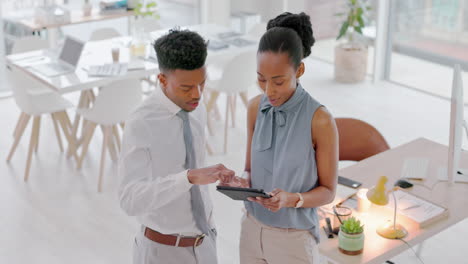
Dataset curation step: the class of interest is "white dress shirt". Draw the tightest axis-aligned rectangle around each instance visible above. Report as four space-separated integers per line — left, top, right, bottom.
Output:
118 87 213 236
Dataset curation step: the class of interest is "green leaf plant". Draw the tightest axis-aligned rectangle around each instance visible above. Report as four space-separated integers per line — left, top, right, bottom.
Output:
336 0 372 48
340 216 364 234
134 0 160 20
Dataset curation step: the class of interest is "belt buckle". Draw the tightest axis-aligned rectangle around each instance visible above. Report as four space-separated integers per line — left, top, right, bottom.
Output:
194 234 205 247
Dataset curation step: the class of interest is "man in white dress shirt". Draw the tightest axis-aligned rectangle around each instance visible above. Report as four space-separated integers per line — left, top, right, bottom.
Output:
118 29 235 264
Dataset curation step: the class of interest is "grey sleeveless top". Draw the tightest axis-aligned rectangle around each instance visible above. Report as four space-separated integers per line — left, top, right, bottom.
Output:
245 84 322 243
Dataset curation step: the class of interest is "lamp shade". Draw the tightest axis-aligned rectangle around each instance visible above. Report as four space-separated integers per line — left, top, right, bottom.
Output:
366 176 389 206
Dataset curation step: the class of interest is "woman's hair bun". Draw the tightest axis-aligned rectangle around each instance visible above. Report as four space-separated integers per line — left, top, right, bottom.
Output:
266 12 315 58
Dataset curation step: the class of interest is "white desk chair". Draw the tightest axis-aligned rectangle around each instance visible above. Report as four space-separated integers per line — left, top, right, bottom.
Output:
68 28 121 157
205 50 256 153
89 28 121 41
11 36 53 138
69 27 120 143
11 36 51 96
6 68 77 181
76 79 142 192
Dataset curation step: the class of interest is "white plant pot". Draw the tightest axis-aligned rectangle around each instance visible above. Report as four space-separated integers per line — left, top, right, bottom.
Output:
334 44 368 83
134 17 160 35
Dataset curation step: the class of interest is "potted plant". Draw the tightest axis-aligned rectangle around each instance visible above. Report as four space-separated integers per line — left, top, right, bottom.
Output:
338 216 365 255
134 0 160 20
334 0 371 83
131 0 160 56
134 0 160 32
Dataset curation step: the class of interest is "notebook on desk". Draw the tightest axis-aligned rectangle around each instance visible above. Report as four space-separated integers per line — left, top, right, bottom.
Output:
387 190 449 228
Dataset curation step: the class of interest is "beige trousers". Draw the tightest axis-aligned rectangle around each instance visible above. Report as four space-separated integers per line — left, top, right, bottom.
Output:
239 212 319 264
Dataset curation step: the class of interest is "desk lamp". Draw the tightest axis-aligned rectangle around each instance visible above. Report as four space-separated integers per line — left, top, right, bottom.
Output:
367 176 408 239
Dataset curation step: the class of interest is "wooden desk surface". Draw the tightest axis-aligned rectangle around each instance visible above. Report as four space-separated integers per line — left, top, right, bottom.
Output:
19 9 133 31
319 138 468 264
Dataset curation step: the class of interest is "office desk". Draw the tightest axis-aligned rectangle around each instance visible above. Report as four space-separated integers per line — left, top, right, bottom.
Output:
6 24 255 95
6 37 158 94
319 138 468 264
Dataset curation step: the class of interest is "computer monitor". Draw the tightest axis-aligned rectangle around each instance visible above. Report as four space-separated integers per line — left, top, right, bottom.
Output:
448 64 466 183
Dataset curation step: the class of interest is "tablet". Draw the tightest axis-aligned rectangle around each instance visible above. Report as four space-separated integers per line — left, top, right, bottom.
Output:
216 186 272 201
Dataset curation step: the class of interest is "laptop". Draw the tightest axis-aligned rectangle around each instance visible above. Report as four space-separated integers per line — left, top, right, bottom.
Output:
31 36 85 77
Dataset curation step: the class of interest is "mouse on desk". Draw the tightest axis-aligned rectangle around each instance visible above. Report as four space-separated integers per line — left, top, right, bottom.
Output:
394 179 413 189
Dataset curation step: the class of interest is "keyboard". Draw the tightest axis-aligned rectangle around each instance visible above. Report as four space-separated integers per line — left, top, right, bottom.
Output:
88 63 127 77
401 158 429 180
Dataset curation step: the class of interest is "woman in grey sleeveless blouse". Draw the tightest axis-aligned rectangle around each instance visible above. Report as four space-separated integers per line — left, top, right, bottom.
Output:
238 13 338 264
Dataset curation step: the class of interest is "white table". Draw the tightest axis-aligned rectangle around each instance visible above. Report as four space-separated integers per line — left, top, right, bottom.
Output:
319 138 468 264
6 37 158 94
6 23 258 94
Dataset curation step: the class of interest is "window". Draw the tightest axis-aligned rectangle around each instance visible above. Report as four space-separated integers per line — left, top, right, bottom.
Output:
387 0 468 101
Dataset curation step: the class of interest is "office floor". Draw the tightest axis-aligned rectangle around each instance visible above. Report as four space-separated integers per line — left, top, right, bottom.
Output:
1 58 467 264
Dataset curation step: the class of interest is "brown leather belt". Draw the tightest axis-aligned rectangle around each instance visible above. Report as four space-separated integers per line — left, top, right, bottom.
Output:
144 227 205 247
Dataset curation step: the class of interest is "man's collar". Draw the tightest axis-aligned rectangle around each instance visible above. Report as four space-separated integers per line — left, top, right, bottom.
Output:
155 87 181 116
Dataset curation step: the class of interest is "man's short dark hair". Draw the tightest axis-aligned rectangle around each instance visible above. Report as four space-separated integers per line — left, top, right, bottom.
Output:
153 28 208 72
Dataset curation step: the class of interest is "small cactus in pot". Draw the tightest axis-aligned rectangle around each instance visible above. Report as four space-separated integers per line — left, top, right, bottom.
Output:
338 217 365 255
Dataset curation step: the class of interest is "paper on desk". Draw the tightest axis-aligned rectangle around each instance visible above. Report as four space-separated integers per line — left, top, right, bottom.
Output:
387 190 446 224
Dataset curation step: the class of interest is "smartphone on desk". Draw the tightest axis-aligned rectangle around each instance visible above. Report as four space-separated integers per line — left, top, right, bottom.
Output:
338 176 362 189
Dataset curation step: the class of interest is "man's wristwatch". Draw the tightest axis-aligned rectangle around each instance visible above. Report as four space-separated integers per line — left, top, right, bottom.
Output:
294 193 304 208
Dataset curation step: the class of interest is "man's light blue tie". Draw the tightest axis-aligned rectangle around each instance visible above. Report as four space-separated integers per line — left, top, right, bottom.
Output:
177 110 211 235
